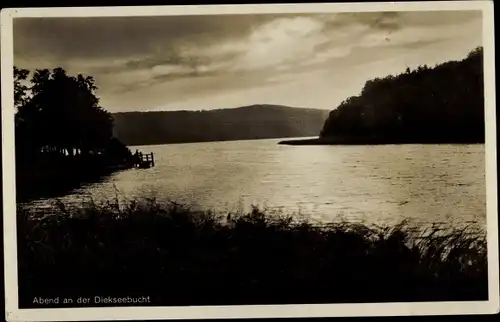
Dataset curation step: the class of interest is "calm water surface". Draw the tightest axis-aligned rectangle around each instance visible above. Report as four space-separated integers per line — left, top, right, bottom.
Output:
26 138 486 228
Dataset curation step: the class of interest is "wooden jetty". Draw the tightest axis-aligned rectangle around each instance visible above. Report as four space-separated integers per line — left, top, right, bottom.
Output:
134 151 155 169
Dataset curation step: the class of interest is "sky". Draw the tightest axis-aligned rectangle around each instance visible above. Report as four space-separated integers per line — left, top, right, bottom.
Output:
13 10 482 113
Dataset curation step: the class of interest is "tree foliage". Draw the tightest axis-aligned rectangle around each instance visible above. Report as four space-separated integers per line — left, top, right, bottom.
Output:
14 66 30 109
14 67 129 164
320 47 484 143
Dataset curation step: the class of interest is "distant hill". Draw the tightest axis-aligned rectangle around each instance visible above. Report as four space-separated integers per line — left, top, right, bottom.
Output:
111 104 330 146
317 47 484 144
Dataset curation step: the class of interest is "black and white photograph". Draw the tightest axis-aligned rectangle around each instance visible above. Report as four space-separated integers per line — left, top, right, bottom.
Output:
1 1 498 321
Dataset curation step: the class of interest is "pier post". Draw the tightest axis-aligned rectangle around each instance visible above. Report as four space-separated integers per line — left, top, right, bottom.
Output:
151 152 155 167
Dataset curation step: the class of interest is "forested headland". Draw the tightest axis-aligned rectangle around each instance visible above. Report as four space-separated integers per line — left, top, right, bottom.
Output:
280 47 484 145
14 67 134 202
112 105 330 146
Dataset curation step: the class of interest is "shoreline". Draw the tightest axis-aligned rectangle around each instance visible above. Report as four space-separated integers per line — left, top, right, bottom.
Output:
124 135 318 147
278 137 486 146
16 160 135 203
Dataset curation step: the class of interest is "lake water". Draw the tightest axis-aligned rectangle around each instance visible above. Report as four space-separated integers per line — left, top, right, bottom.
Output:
25 138 487 228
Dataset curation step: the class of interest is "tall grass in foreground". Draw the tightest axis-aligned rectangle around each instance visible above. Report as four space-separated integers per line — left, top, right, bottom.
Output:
17 197 488 307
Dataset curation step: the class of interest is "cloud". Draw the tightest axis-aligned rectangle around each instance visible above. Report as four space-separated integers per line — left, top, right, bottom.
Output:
232 17 327 71
151 64 194 77
13 10 483 112
93 15 333 93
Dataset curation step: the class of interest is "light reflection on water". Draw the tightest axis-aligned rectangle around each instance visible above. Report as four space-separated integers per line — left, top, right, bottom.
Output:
23 138 486 229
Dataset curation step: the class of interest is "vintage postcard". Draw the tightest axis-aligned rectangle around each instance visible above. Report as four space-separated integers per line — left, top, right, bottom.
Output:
1 1 498 321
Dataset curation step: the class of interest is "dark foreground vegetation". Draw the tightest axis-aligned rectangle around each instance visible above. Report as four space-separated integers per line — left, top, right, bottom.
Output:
18 198 488 308
282 47 484 145
14 67 134 201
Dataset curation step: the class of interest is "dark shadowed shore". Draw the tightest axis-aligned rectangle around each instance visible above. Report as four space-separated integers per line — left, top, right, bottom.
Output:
278 137 485 146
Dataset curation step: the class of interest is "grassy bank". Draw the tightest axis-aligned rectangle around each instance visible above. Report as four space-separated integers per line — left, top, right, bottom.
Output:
17 198 488 308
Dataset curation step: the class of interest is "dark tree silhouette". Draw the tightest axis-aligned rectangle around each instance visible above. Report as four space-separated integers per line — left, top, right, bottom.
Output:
15 67 118 159
14 66 30 109
320 47 484 143
14 66 132 201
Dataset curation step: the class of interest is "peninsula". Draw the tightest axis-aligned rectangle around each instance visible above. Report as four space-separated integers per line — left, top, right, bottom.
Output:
280 47 484 146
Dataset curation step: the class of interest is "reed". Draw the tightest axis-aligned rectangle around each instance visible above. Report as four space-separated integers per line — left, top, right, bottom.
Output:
17 196 488 307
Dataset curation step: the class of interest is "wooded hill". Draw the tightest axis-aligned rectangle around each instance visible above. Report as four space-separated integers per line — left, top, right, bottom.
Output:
319 47 484 144
112 105 330 146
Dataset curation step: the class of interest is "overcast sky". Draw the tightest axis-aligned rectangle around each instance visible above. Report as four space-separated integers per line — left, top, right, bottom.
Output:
13 10 482 113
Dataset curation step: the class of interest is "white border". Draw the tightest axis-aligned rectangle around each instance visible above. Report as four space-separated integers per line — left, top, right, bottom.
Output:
2 2 498 321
